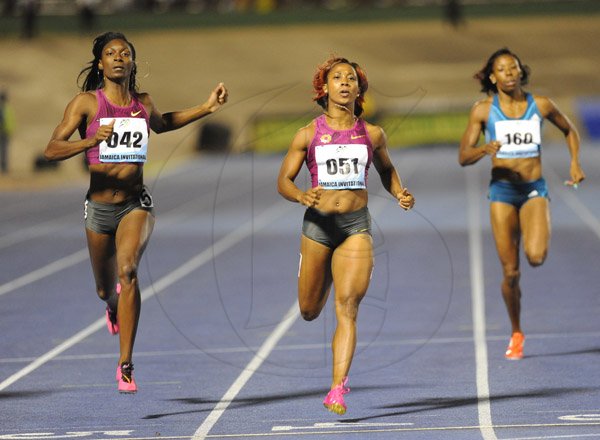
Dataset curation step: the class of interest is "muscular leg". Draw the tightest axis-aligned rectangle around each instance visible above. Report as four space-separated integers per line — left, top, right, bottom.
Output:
490 202 522 334
330 233 373 387
520 197 550 267
85 228 118 311
298 235 333 321
115 209 155 365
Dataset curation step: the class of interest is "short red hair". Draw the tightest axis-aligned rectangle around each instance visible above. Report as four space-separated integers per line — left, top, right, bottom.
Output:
312 55 369 117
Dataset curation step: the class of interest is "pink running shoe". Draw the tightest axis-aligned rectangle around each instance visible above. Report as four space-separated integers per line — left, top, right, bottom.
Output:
323 377 350 415
117 362 137 394
105 283 121 335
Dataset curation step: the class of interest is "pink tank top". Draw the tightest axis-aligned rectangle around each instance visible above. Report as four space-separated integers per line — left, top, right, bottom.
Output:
306 115 373 189
85 89 150 165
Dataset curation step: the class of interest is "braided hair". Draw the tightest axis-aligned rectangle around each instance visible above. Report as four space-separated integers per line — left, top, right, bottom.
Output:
78 31 138 92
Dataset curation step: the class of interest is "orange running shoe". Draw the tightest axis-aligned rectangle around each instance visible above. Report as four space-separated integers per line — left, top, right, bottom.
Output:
505 332 525 360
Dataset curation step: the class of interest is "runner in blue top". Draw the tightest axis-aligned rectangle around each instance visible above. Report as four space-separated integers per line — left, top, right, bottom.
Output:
459 48 585 360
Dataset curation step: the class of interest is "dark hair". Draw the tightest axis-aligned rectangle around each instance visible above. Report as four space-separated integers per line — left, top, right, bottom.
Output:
312 55 369 117
78 31 138 92
474 47 530 94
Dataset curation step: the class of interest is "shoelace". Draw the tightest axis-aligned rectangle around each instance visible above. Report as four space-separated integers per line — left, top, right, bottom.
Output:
330 379 350 400
120 362 134 383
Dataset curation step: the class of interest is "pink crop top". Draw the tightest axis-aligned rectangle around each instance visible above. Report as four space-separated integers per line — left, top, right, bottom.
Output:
305 115 373 189
85 89 150 165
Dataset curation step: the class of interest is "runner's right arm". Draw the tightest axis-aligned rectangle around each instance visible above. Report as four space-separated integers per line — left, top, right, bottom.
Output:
45 93 113 161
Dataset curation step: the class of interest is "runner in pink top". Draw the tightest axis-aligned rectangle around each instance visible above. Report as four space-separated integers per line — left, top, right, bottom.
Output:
305 114 373 189
277 55 415 415
45 31 228 393
85 88 149 165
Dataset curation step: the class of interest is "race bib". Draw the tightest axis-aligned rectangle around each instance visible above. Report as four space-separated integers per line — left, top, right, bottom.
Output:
99 117 149 163
315 144 368 189
495 119 541 159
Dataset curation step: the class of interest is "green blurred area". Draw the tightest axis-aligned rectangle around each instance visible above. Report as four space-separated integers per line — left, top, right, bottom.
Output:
251 114 314 154
251 112 471 153
1 0 597 166
1 0 599 36
381 112 470 149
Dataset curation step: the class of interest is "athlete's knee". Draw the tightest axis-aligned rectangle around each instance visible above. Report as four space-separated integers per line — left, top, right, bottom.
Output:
299 296 323 321
502 267 521 288
525 248 547 267
118 262 138 285
301 309 321 321
95 286 111 301
335 295 362 321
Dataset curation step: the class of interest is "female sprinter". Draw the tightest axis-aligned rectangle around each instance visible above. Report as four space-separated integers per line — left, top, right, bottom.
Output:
45 31 228 393
277 56 415 414
459 47 585 360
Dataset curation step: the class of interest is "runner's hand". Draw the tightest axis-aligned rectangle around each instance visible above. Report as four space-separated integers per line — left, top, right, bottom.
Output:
569 161 586 185
483 140 502 156
298 186 323 207
206 82 228 112
396 187 415 211
93 119 115 145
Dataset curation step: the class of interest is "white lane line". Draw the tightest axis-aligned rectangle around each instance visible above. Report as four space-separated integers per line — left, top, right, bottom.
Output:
466 167 498 440
0 249 89 298
0 187 250 299
272 421 413 432
219 423 600 438
0 200 292 392
546 166 600 240
0 213 75 250
191 193 409 439
503 433 600 440
5 422 597 440
3 330 599 364
192 303 299 440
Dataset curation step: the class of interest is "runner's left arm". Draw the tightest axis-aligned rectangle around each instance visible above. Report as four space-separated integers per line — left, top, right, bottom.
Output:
145 83 228 134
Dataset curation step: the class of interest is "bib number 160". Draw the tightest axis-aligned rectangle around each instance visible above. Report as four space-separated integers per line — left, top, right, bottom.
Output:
326 158 359 175
504 132 533 145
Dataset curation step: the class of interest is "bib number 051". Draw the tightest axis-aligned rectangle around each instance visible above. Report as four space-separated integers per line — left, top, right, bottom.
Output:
326 157 359 175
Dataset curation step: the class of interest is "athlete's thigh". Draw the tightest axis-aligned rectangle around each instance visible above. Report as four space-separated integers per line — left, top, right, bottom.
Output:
299 234 334 308
115 209 155 266
85 228 117 290
519 197 550 253
490 202 520 267
331 233 373 305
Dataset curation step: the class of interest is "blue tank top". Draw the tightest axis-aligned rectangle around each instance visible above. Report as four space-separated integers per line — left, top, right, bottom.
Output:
485 93 543 159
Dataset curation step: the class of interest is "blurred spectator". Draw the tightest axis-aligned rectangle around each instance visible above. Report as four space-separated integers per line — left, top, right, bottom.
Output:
77 0 100 33
444 0 465 28
0 89 15 174
3 0 17 16
20 0 40 39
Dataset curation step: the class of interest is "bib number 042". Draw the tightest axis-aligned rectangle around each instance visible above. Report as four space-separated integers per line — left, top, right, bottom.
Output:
105 131 144 149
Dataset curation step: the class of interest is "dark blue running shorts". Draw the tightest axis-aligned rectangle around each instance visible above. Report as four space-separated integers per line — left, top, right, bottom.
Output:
488 178 549 209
